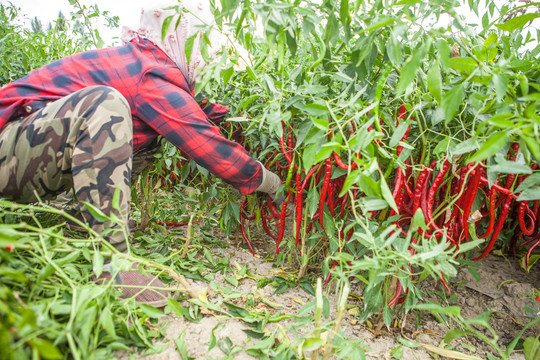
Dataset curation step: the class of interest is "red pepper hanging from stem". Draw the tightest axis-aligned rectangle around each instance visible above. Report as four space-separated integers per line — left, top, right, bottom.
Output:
461 163 483 243
473 193 513 261
319 157 333 228
426 159 450 233
277 190 292 254
478 185 497 239
295 172 303 246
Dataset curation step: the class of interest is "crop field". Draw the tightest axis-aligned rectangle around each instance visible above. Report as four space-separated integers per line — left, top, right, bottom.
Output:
1 0 539 359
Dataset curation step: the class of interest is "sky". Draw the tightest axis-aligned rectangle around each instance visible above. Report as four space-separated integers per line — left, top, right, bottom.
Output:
3 0 539 50
7 0 149 26
3 0 152 44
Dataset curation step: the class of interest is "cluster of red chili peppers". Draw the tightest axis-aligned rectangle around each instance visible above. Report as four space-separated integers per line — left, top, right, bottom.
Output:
157 104 539 297
236 105 539 292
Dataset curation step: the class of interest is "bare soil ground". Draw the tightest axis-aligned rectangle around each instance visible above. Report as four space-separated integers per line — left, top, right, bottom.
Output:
118 230 540 360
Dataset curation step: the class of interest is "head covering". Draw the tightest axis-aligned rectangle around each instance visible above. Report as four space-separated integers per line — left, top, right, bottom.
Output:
122 1 249 88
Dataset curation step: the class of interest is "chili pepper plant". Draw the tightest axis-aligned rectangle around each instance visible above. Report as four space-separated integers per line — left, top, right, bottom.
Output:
158 0 540 322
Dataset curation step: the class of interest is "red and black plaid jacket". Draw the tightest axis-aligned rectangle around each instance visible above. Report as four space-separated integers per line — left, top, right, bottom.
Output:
0 38 262 195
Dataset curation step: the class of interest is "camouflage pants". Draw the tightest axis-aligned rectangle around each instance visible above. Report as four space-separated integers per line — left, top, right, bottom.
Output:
0 86 133 252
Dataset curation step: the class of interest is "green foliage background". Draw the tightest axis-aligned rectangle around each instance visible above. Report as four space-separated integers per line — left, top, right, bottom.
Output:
0 0 539 358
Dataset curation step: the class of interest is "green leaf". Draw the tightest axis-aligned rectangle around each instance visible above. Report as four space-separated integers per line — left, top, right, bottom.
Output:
81 201 110 222
209 323 223 351
436 38 451 71
517 188 540 201
312 118 329 131
391 345 404 359
361 197 389 212
302 103 329 117
489 163 532 175
523 336 540 360
523 135 540 161
433 136 451 155
100 307 116 338
492 74 509 101
449 57 477 72
387 32 401 67
412 208 426 231
166 298 184 318
184 32 197 64
303 143 318 173
30 338 63 360
469 132 508 163
488 113 515 128
442 84 464 124
466 311 491 328
414 303 461 317
389 122 410 147
397 52 421 94
173 330 192 360
358 174 380 197
496 13 540 32
225 276 238 287
382 305 393 329
450 137 479 156
427 63 442 104
421 343 483 360
339 169 360 197
314 144 338 164
301 338 324 352
516 174 540 193
380 174 398 213
93 250 104 278
245 66 256 80
139 304 164 319
161 15 175 42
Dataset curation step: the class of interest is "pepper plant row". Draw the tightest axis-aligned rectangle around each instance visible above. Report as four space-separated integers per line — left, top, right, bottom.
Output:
155 0 540 316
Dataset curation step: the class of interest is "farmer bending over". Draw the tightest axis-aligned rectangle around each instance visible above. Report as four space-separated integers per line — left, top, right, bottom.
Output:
0 2 280 306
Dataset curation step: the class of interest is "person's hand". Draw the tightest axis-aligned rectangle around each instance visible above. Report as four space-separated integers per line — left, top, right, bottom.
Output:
201 98 230 124
255 161 282 205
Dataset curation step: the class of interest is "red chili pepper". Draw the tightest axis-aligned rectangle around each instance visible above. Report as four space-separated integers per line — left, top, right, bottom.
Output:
518 201 535 236
420 161 437 229
479 177 518 199
398 103 407 120
279 135 292 165
325 260 339 284
473 194 513 260
333 151 358 170
396 127 410 156
295 172 303 246
412 166 430 215
239 214 255 255
462 163 483 242
403 161 414 199
261 204 278 240
288 133 294 153
388 280 403 307
439 271 452 294
426 159 450 232
390 167 405 217
479 185 497 239
276 190 292 254
319 158 333 228
240 199 256 220
526 237 540 267
157 221 200 227
302 163 323 189
266 195 280 218
328 181 336 216
339 192 349 218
